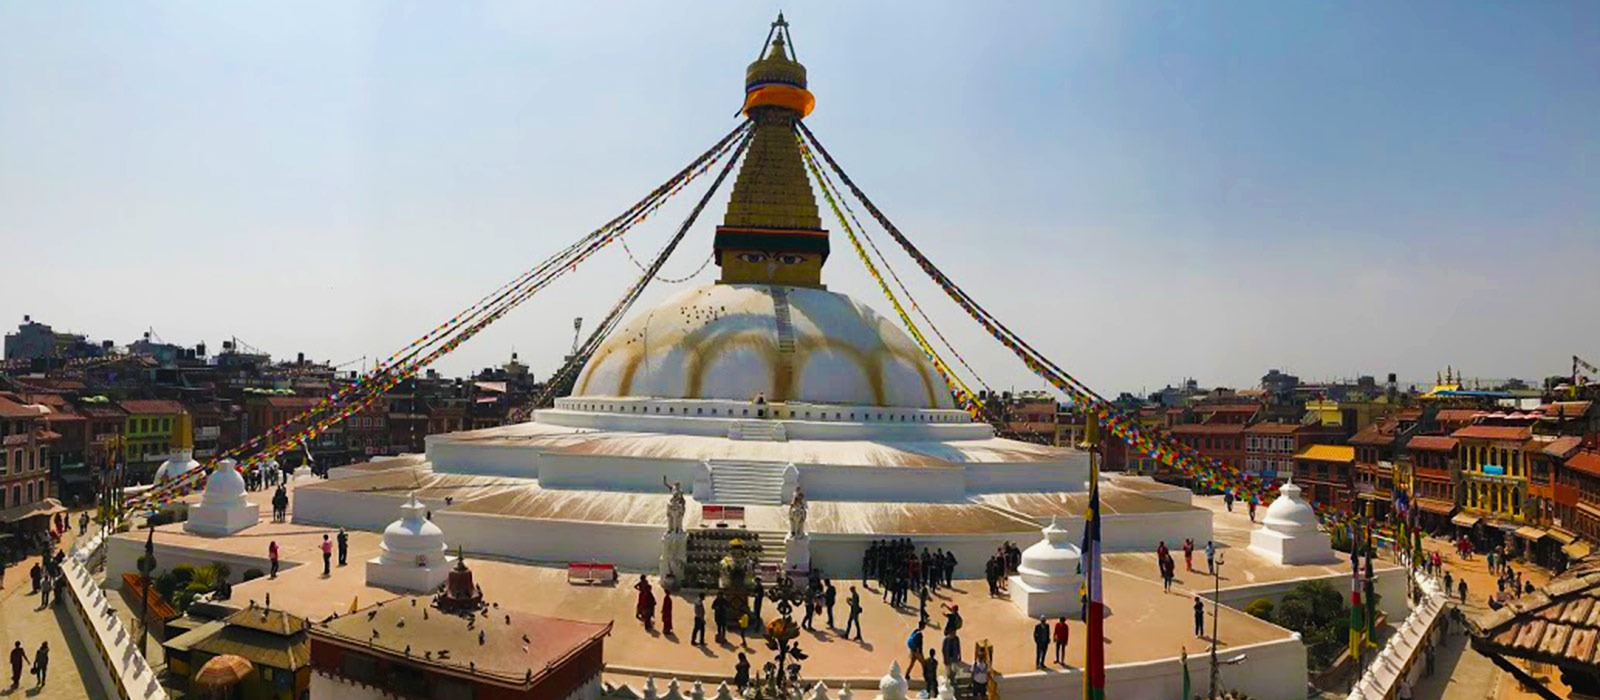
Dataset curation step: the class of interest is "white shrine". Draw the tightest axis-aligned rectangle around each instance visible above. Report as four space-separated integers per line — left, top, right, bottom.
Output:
1009 516 1084 618
184 458 260 536
1249 480 1336 565
366 495 453 592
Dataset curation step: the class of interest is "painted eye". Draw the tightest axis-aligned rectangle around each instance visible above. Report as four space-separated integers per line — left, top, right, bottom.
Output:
737 252 768 264
776 254 805 265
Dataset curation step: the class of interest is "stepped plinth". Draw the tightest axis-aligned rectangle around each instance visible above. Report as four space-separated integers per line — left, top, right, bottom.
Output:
1249 480 1335 565
185 459 259 536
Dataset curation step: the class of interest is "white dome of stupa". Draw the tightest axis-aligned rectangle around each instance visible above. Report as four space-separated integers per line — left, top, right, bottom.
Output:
201 458 248 508
1016 516 1083 588
572 284 955 409
379 495 447 566
156 449 199 483
1262 480 1319 534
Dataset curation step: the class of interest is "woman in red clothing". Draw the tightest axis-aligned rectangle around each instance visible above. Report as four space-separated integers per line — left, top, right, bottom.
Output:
661 592 674 636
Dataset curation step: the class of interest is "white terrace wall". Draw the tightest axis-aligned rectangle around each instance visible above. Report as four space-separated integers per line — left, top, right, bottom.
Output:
432 509 666 570
105 534 286 585
996 634 1307 700
1211 566 1409 624
62 530 171 700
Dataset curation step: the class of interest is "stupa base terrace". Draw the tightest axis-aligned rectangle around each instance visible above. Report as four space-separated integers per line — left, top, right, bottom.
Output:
276 412 1216 576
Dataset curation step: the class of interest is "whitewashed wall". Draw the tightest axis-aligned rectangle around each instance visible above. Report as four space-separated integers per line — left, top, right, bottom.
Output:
62 531 171 700
105 534 284 585
432 510 666 570
996 634 1306 700
799 464 966 502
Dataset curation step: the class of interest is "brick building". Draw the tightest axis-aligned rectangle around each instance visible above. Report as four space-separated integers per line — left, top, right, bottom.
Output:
1294 444 1356 513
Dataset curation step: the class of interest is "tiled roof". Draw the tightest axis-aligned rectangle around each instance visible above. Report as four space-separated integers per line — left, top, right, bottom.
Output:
1452 425 1534 442
0 397 44 418
260 396 319 409
118 400 186 416
1297 444 1356 462
1539 401 1594 419
1407 436 1459 452
1195 404 1260 414
1349 424 1394 446
1474 563 1600 669
1541 436 1585 459
1435 409 1483 425
1568 452 1600 479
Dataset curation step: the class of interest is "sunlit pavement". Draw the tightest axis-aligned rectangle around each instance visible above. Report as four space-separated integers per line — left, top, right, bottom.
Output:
0 513 100 700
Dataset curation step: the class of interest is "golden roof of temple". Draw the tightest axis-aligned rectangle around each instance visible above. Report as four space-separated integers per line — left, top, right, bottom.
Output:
715 14 828 272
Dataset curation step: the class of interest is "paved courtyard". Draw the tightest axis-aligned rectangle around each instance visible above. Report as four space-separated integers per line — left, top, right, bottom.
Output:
0 515 99 700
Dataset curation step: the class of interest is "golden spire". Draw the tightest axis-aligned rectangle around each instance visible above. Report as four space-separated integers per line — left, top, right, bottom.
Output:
713 14 827 288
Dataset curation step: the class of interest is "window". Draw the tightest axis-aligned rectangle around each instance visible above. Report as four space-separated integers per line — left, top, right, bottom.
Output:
25 482 33 503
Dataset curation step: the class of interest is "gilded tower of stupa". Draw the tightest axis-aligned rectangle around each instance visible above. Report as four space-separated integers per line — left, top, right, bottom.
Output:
714 14 829 289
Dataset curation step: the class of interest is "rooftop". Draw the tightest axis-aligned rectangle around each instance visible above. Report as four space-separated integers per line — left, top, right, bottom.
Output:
118 399 187 415
1451 425 1534 442
1471 562 1600 669
1406 435 1459 452
314 597 611 687
1295 444 1355 463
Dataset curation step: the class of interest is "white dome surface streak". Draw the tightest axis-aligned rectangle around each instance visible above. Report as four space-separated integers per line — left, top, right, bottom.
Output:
156 450 199 483
572 284 953 409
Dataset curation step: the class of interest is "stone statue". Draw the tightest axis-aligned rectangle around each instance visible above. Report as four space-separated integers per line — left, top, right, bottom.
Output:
664 476 686 534
788 486 808 539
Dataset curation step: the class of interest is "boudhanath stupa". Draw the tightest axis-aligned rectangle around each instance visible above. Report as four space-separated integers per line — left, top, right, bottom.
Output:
104 18 1413 700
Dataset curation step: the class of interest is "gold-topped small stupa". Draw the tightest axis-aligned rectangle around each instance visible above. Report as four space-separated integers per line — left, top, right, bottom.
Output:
714 14 828 289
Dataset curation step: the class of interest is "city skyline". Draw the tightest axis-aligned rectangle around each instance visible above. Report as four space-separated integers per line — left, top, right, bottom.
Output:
2 2 1595 397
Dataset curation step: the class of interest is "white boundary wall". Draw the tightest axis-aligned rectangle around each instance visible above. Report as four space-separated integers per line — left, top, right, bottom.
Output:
61 529 171 700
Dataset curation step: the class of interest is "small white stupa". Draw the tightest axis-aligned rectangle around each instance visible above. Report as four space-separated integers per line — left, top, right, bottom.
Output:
1249 479 1335 565
155 412 199 483
366 494 452 592
1009 516 1084 618
185 458 260 536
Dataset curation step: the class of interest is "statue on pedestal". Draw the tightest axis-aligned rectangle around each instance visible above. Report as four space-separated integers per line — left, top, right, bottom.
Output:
664 476 687 535
787 487 807 539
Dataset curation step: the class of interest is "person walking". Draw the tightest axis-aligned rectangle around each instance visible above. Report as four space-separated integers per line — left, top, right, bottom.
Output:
824 578 837 629
734 652 750 691
29 643 46 689
1248 498 1257 523
8 642 26 691
661 592 674 637
29 562 40 594
337 528 348 566
1052 616 1069 665
907 623 925 673
920 649 939 699
843 586 863 641
1458 579 1468 604
802 586 816 631
269 540 280 578
691 595 707 646
1183 539 1194 572
1194 597 1206 638
941 629 961 670
634 576 656 632
1033 617 1049 668
320 534 333 576
712 594 728 643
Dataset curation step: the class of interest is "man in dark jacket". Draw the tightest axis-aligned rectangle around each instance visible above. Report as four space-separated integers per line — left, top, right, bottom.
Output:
1033 617 1050 668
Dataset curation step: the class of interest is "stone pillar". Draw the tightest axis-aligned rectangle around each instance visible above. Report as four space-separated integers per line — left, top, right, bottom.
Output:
661 532 688 590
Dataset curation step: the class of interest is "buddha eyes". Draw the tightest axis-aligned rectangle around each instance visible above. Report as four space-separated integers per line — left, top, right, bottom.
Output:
735 252 805 265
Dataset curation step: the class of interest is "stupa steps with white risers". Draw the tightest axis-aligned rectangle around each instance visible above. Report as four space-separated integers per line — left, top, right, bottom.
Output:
705 461 789 504
726 420 787 441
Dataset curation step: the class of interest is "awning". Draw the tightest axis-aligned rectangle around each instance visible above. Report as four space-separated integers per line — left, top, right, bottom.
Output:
1548 529 1578 545
1417 499 1455 515
1514 526 1549 541
0 498 65 524
1452 513 1481 528
1563 542 1592 560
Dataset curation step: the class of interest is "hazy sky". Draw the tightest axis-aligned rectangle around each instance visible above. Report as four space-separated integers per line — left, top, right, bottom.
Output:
2 2 1596 397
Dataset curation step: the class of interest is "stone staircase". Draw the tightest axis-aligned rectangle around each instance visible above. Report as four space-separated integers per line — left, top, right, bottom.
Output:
727 420 787 442
770 285 796 394
705 460 789 504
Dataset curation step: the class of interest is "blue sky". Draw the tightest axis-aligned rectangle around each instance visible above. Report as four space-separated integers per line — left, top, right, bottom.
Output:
2 2 1596 396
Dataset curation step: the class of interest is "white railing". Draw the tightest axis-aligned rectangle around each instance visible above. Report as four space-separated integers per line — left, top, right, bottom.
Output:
62 527 171 700
1346 568 1448 700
